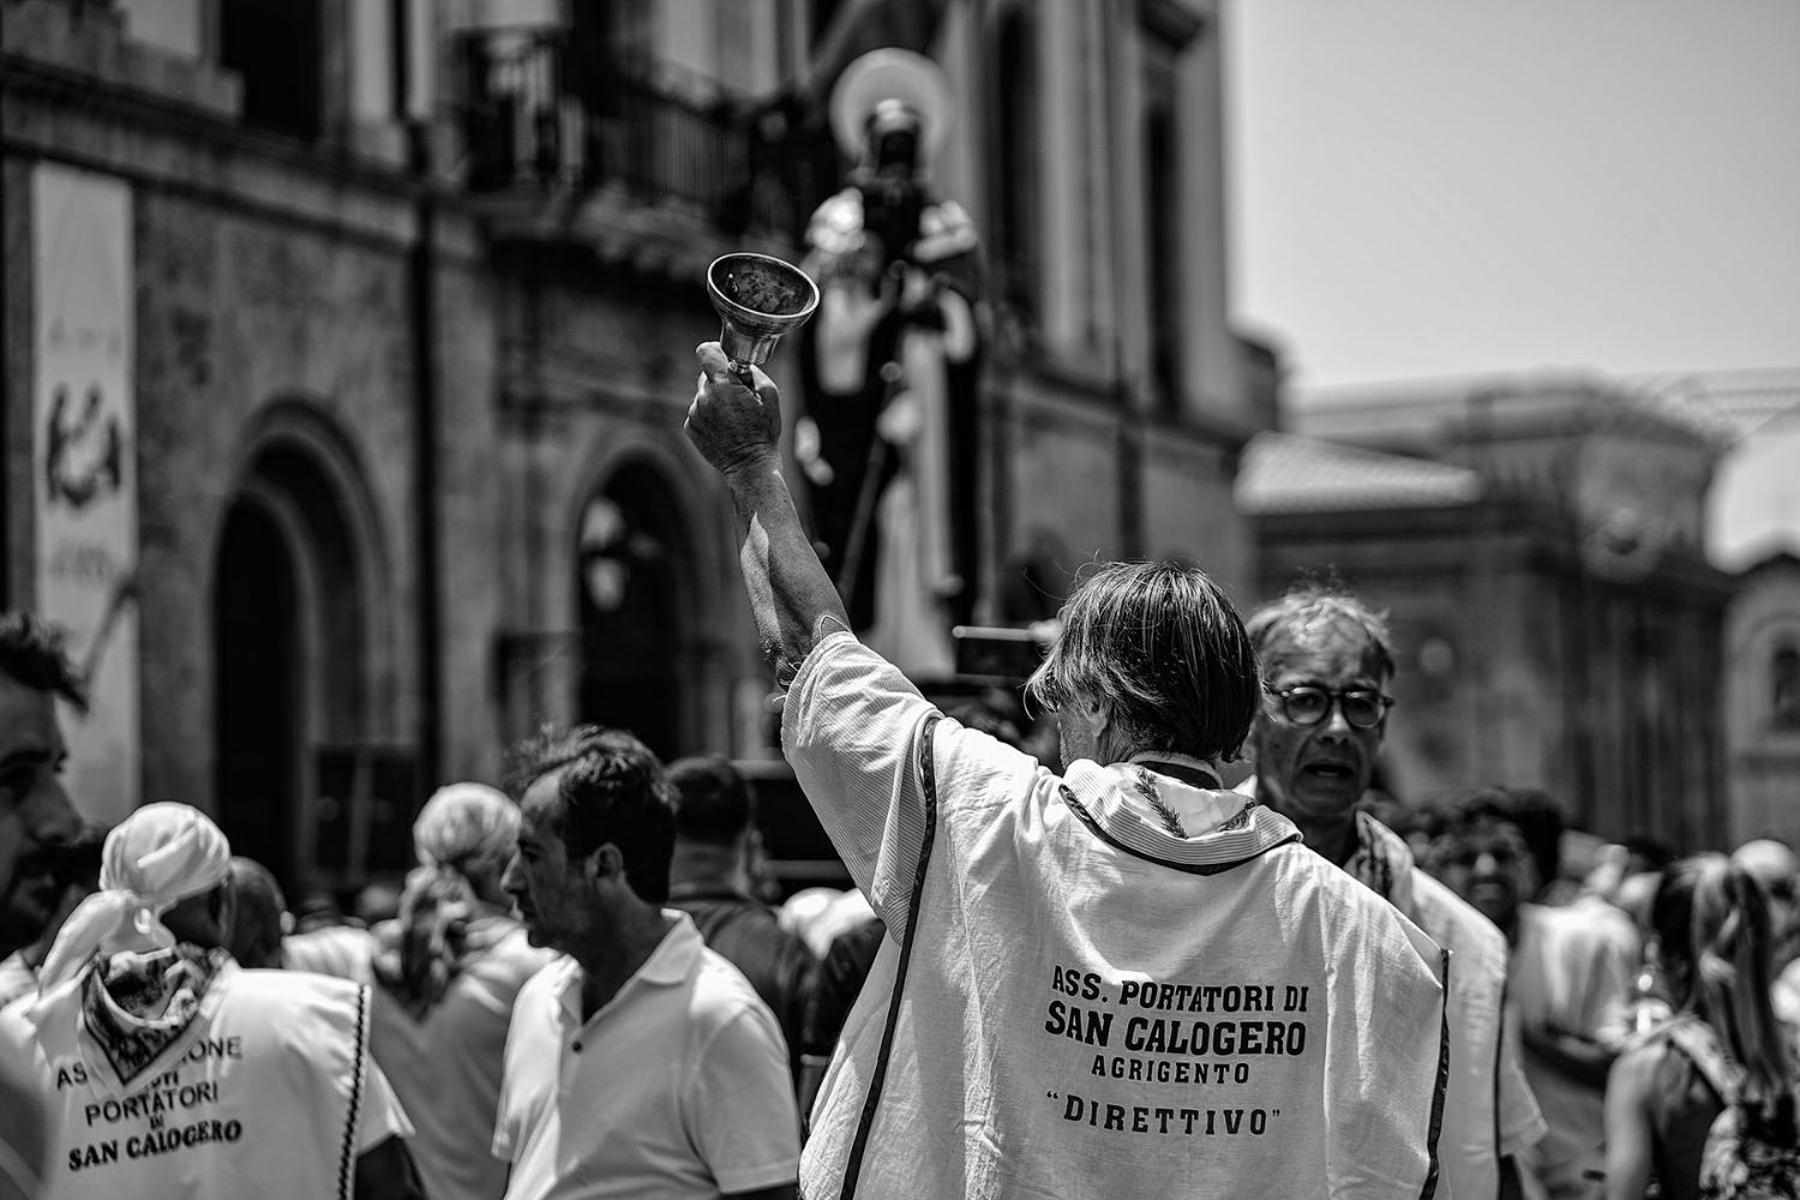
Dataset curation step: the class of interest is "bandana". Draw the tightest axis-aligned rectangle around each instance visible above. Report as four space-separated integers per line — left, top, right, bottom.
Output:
39 803 233 992
77 945 229 1089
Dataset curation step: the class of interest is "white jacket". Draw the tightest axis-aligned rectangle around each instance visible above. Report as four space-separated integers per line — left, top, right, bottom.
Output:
785 633 1451 1199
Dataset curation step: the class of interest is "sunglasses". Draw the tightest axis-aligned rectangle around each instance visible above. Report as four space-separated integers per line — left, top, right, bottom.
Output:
1266 685 1394 730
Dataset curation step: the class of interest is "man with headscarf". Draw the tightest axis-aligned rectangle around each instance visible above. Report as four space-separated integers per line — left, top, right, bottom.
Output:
0 802 424 1199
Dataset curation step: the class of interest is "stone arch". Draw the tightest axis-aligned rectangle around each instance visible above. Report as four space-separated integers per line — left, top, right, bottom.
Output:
564 432 733 760
210 397 395 892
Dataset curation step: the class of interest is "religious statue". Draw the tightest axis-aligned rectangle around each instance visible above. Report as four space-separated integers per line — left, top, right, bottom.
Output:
796 50 983 678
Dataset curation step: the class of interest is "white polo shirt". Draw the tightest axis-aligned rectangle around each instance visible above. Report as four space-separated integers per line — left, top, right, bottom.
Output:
493 914 799 1200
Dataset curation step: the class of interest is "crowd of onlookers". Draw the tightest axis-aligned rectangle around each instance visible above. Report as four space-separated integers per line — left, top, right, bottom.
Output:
4 528 1800 1200
10 727 1793 1199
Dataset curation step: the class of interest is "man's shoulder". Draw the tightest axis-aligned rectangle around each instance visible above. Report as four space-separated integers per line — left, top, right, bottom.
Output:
692 946 779 1010
1269 845 1447 975
514 954 575 1004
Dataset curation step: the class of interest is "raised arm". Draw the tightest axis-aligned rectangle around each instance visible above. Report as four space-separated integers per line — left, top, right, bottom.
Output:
685 342 849 686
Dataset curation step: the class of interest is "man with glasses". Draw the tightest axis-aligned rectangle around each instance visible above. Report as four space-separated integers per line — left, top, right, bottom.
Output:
1244 587 1545 1200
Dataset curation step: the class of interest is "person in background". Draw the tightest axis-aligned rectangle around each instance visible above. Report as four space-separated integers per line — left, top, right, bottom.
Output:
0 802 423 1198
370 782 555 1200
285 910 379 977
276 783 554 1200
356 879 405 929
496 726 799 1199
1244 586 1545 1200
0 822 105 1006
1489 788 1574 907
685 342 1450 1197
0 612 88 1198
666 754 817 1089
1434 798 1637 1200
225 856 291 970
0 613 85 961
1733 838 1800 1033
1732 838 1799 966
1604 854 1800 1199
292 890 355 935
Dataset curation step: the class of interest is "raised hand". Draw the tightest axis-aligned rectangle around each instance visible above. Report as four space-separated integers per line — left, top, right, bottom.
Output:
686 342 783 478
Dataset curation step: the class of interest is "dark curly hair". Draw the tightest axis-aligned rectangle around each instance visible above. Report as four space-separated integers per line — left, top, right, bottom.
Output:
0 612 87 712
507 725 675 902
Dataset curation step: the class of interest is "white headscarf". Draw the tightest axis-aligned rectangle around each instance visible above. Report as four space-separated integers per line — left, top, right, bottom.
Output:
38 802 233 991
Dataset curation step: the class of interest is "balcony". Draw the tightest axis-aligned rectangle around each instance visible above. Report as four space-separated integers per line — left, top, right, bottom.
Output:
456 29 802 244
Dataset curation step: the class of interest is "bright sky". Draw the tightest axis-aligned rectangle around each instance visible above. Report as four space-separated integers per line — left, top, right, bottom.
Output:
1223 0 1800 392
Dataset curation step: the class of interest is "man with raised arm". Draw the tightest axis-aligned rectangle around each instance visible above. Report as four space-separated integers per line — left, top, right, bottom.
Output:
685 342 1452 1198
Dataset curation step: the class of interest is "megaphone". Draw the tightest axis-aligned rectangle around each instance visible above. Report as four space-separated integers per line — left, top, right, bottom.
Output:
706 253 820 381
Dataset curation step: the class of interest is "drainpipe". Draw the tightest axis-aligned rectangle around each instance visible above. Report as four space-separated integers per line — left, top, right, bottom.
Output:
399 0 442 787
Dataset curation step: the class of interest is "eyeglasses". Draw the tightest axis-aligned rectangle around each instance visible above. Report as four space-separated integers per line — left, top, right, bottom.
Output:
1265 685 1393 730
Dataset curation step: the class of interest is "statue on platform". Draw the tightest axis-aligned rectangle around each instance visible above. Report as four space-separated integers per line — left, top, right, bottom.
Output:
796 50 983 678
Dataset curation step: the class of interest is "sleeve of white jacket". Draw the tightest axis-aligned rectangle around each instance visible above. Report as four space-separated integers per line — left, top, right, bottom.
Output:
1323 913 1450 1198
781 633 939 934
780 633 1036 936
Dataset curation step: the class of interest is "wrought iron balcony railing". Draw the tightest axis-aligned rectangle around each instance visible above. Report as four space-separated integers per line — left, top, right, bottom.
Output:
457 29 793 234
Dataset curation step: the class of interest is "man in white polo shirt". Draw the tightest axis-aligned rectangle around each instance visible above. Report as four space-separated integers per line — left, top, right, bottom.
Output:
494 726 799 1200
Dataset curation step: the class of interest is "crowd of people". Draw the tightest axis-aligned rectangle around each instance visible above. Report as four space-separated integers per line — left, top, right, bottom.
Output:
0 346 1795 1197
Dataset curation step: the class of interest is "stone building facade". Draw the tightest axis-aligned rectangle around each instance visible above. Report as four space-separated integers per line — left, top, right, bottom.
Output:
1240 379 1736 848
1703 375 1800 846
3 0 1261 894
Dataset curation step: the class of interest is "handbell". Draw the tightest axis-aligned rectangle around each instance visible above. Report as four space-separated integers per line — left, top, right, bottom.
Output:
706 253 820 380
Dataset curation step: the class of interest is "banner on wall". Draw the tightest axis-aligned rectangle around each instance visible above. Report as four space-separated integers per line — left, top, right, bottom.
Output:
33 164 140 824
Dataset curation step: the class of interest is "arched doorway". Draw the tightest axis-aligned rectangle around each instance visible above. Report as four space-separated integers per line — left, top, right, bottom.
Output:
212 426 387 898
575 460 696 761
213 496 304 878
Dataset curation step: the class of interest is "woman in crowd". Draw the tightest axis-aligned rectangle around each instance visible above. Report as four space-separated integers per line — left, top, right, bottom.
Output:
1603 853 1799 1199
293 782 553 1200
